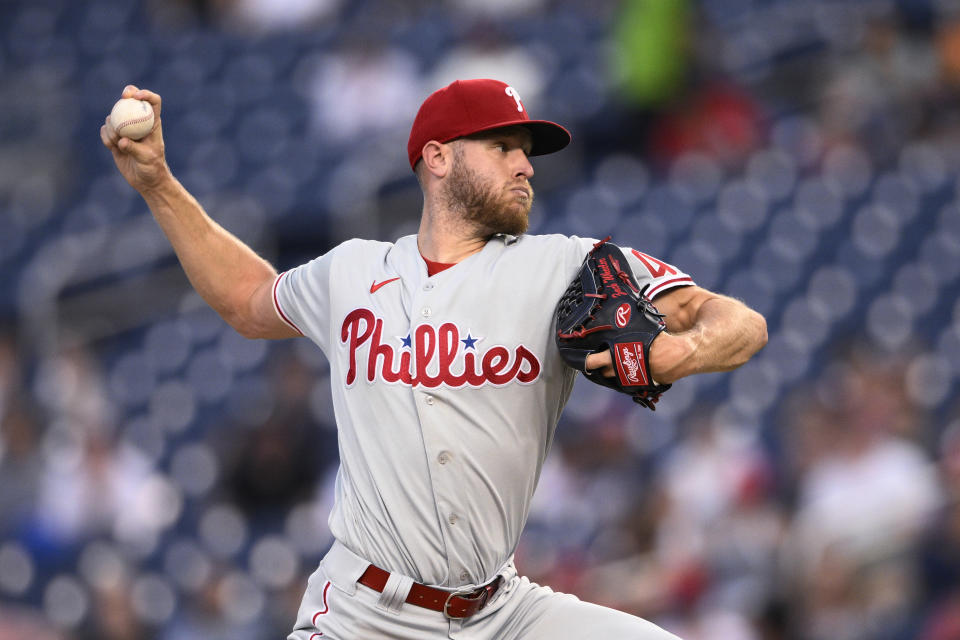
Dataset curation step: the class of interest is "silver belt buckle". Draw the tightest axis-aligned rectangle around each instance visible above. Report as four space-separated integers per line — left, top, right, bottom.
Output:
443 586 486 620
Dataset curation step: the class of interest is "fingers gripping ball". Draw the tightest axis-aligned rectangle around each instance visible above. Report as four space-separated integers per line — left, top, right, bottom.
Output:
555 237 672 410
110 98 154 140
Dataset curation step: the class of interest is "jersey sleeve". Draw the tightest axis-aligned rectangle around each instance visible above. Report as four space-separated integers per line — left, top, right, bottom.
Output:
273 251 336 353
564 236 695 299
621 246 695 299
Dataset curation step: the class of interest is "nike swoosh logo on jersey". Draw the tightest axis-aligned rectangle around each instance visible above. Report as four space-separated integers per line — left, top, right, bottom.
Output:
370 277 401 294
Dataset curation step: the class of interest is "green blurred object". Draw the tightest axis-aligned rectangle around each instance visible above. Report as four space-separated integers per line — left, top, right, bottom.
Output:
611 0 691 106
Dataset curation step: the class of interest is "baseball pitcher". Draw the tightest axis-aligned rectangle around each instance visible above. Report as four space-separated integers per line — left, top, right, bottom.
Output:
101 78 767 639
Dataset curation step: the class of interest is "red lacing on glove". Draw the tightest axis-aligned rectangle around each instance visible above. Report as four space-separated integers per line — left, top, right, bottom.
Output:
617 270 640 293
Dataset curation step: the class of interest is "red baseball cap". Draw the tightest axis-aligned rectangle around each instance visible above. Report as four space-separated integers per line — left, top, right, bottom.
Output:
407 79 571 170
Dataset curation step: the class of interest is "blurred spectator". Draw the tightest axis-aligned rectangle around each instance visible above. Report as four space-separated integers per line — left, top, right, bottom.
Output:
916 420 960 639
17 343 182 553
789 350 941 562
0 606 65 640
937 15 960 86
160 565 273 640
222 343 331 521
520 408 641 594
0 405 42 537
0 330 42 536
818 15 939 162
32 426 162 547
608 0 692 110
81 574 147 640
574 486 675 619
918 504 960 640
784 347 942 640
212 0 340 34
300 37 422 144
32 342 113 431
598 0 764 169
146 0 218 27
444 0 548 20
587 0 694 160
653 410 784 625
0 328 20 419
939 419 960 502
224 414 321 519
927 15 960 143
426 21 548 112
646 79 765 171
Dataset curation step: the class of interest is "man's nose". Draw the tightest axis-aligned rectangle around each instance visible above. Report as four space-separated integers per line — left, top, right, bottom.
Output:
512 150 534 179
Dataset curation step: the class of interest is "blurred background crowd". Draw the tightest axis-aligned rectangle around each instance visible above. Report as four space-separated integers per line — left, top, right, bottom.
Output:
2 0 960 638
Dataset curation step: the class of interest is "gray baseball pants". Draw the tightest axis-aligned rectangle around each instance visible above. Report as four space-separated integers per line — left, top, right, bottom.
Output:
287 540 683 640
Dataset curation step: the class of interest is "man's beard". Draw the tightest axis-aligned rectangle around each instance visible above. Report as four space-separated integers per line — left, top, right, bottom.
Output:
441 156 534 237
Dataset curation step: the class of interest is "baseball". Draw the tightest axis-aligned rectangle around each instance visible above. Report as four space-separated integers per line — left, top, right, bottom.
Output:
110 98 155 140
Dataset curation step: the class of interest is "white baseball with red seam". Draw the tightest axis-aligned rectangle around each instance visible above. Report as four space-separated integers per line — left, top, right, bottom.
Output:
110 98 154 140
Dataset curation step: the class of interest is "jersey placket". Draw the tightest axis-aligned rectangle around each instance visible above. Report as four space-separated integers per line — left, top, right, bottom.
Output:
408 277 475 586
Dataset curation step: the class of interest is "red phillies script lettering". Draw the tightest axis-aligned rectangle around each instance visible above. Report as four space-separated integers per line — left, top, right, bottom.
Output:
340 308 541 388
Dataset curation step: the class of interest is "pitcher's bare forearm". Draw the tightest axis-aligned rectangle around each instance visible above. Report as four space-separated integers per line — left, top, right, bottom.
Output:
652 293 767 382
140 175 290 338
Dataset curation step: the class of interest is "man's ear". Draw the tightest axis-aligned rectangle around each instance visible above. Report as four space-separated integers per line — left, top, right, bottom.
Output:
421 140 450 178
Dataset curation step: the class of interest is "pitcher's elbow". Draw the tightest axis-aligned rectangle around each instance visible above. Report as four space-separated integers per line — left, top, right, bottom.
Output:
233 322 263 340
221 308 264 340
751 311 768 354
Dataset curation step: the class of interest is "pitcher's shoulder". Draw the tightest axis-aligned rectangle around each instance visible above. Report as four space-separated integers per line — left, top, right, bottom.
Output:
510 233 599 260
336 237 395 254
321 238 396 265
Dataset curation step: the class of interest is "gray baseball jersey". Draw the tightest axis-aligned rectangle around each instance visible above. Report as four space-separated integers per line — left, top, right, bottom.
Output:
273 233 694 589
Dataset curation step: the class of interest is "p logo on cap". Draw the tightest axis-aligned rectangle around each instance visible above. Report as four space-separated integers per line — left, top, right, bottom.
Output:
505 86 524 112
407 79 571 170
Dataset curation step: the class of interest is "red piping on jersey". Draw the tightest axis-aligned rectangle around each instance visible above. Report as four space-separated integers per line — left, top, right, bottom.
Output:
311 581 332 626
273 271 305 336
647 276 694 299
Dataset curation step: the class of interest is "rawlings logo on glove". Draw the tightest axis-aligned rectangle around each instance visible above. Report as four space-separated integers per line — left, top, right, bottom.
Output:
554 238 672 410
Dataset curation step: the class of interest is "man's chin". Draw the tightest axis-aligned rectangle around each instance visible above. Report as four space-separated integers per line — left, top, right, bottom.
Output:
473 213 528 238
463 196 531 237
488 214 529 237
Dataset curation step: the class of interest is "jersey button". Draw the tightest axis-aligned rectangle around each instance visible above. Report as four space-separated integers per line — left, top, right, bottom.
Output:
423 283 434 291
448 513 458 525
425 395 435 406
459 571 470 582
422 307 432 317
437 451 451 465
